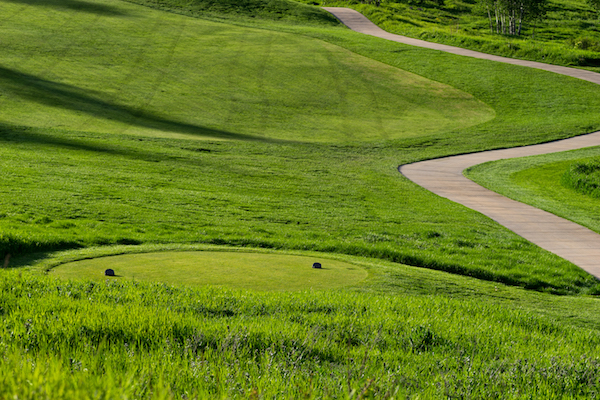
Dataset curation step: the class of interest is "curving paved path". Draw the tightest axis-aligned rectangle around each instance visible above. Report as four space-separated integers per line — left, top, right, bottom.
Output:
323 7 600 85
324 7 600 278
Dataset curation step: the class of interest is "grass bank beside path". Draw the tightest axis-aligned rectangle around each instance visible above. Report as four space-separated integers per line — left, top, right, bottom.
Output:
123 0 340 24
466 146 600 235
3 125 597 294
294 0 600 70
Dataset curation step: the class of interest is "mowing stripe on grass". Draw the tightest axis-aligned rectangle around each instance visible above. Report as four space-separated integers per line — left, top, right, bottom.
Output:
0 0 493 143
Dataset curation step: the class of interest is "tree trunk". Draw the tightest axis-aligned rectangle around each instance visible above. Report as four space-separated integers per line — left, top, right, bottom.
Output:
517 5 524 35
495 8 500 33
510 8 516 34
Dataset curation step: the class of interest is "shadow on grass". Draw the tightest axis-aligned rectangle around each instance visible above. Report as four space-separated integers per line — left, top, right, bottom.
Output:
0 122 211 165
1 0 130 16
1 244 84 270
0 66 274 142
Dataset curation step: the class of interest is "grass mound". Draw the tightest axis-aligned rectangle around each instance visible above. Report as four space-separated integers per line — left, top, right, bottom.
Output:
50 251 368 291
0 0 493 143
562 157 600 197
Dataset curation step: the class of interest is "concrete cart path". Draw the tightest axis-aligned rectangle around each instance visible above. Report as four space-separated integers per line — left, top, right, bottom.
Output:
324 7 600 278
323 7 600 85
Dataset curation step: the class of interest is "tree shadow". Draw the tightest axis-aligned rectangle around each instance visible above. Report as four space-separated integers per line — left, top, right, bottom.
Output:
0 65 274 142
2 0 130 16
0 122 188 163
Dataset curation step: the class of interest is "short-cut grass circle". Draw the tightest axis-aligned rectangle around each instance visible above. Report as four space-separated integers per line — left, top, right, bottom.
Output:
50 251 368 291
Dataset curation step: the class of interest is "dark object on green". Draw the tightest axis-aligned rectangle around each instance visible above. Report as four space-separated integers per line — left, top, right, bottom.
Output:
105 269 115 276
312 262 322 269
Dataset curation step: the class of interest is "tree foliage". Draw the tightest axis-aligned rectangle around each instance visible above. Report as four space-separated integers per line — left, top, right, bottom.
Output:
480 0 547 35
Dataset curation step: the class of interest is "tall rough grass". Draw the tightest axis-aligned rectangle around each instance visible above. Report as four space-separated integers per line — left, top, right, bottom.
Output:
562 157 600 197
2 270 600 398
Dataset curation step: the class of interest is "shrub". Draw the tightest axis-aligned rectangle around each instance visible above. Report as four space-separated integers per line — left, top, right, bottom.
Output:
561 157 600 197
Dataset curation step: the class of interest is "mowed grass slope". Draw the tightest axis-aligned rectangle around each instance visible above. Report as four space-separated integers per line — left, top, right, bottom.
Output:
0 0 493 142
3 126 598 293
2 0 600 292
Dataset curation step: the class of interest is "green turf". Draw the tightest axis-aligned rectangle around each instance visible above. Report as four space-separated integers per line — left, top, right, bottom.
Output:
0 0 493 143
5 261 600 398
123 0 342 24
50 251 368 291
295 0 600 69
561 155 600 196
466 146 600 234
5 0 600 397
4 126 598 294
3 0 600 293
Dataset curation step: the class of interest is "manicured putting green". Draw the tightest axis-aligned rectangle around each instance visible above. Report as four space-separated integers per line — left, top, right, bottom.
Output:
51 251 367 291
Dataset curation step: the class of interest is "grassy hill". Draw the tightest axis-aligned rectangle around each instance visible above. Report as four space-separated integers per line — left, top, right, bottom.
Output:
298 0 600 68
4 0 600 292
3 0 600 397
